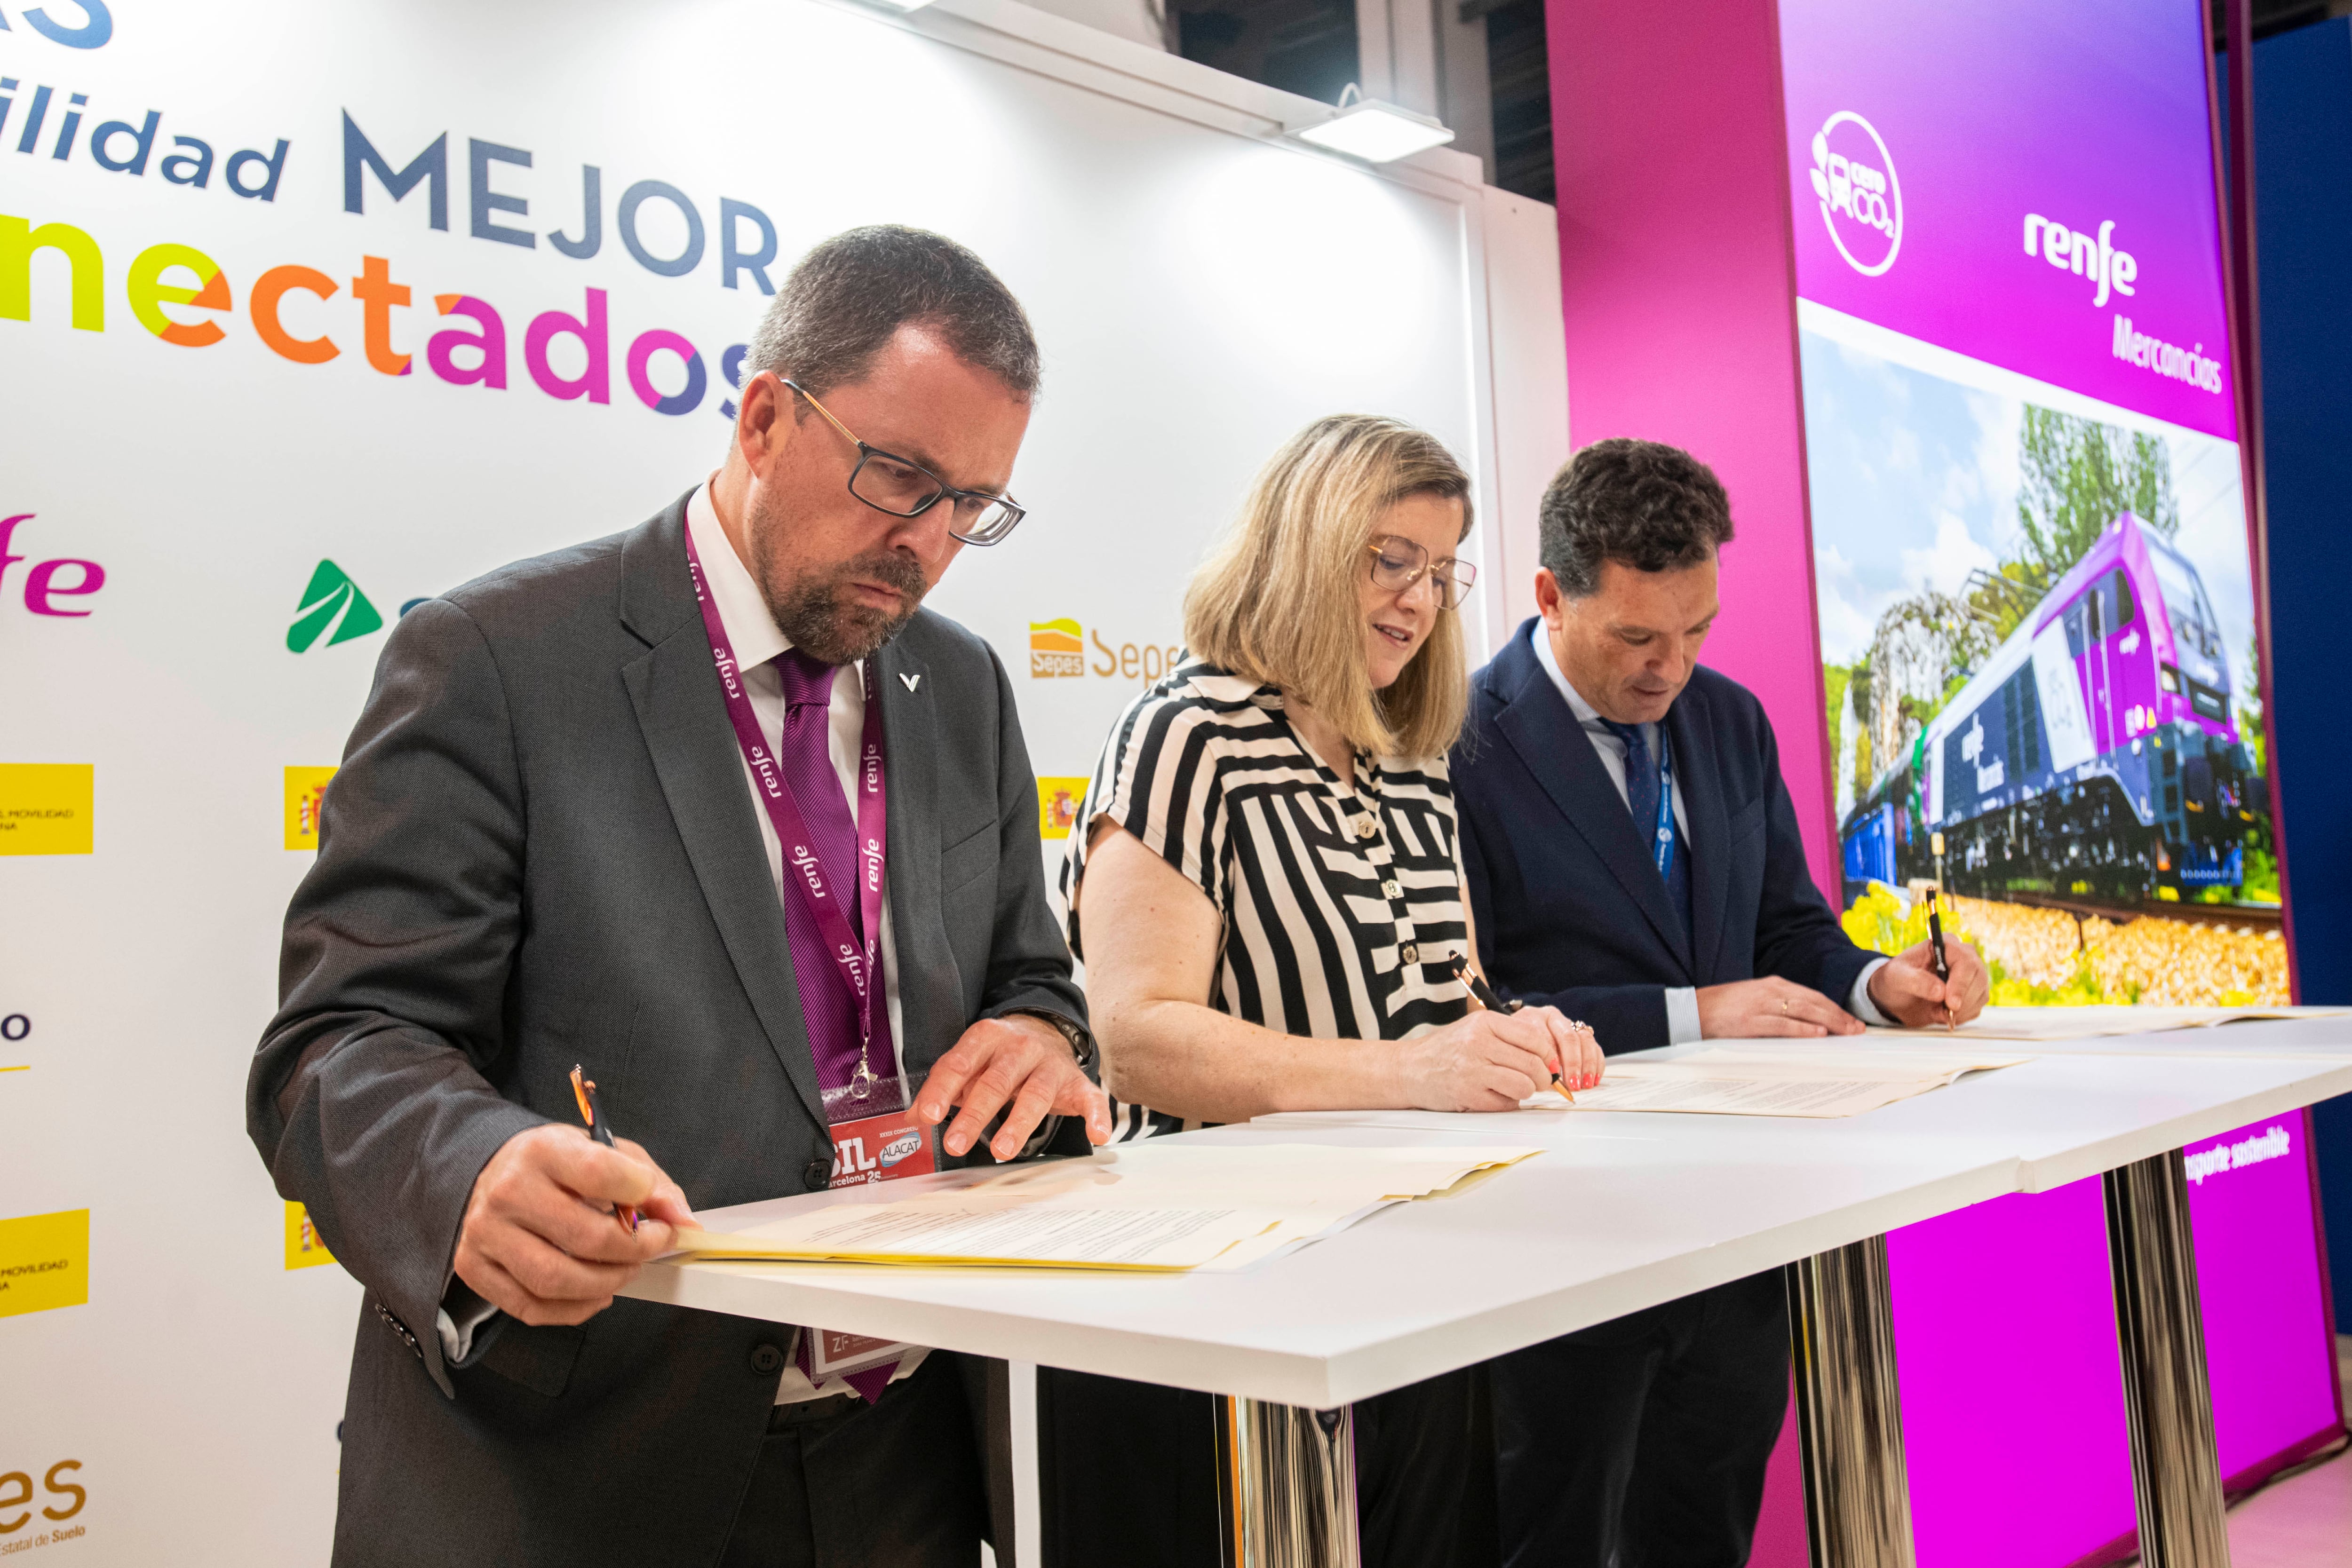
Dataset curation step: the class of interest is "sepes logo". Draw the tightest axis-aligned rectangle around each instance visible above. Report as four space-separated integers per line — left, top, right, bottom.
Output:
288 559 383 651
1030 618 1084 678
1027 617 1185 685
0 1459 87 1544
0 1 112 49
1808 112 1902 276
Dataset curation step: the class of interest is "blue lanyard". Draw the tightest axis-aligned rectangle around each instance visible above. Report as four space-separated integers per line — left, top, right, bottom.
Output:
1648 733 1676 879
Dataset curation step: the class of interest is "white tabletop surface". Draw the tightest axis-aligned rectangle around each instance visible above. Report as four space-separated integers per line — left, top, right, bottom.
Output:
620 1023 2352 1408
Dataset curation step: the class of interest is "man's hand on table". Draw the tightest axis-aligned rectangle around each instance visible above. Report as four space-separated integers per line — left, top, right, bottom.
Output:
453 1125 694 1327
1696 976 1864 1038
916 1013 1112 1161
1867 938 1990 1028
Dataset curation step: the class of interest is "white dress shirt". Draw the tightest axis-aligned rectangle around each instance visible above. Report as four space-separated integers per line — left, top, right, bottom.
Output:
1528 622 1886 1041
440 482 924 1401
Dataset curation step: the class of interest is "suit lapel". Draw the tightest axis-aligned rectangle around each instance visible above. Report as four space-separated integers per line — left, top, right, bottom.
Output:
1492 640 1693 976
1667 682 1732 980
619 506 826 1130
872 636 956 1070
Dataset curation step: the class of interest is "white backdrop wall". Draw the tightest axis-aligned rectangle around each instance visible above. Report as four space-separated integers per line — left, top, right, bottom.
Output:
0 0 1565 1560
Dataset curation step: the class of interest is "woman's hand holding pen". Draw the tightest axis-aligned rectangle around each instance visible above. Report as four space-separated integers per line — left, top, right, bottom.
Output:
1388 1006 1603 1113
453 1125 696 1329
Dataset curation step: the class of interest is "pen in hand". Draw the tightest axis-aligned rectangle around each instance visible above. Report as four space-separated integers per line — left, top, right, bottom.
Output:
1450 953 1574 1103
1924 889 1954 1033
569 1064 640 1232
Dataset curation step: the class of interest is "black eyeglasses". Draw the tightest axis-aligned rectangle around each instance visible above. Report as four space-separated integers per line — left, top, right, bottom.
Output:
782 379 1027 546
1366 535 1477 610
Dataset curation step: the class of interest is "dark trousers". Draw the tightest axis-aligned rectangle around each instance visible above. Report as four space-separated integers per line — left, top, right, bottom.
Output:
1039 1365 1496 1568
1492 1270 1790 1568
718 1351 989 1568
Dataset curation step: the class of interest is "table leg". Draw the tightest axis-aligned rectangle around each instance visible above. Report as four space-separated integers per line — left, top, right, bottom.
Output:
1217 1396 1360 1568
1786 1236 1917 1568
2103 1150 2231 1567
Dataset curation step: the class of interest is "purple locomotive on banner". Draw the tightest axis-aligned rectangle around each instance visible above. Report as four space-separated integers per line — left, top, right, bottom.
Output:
1841 513 2255 904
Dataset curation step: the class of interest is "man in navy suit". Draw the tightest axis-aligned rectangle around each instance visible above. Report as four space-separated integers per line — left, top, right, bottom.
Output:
1455 438 1986 1568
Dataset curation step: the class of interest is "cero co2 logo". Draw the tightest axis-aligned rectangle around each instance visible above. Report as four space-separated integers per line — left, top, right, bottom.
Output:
1807 112 1902 277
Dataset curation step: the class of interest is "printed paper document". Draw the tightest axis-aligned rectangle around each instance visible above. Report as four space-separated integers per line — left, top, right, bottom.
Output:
1528 1046 2030 1119
1867 1005 2344 1041
670 1142 1539 1272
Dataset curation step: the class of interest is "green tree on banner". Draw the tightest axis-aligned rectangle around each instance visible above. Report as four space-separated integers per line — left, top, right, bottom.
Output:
2015 407 2179 588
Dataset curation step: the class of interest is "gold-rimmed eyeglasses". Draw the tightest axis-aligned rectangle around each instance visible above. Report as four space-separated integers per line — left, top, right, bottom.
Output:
782 378 1028 546
1366 534 1477 610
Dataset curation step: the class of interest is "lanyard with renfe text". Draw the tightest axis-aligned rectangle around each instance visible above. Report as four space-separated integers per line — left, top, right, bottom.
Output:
683 523 891 1103
1647 732 1676 881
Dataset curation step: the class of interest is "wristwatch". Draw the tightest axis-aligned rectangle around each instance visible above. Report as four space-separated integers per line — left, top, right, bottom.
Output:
1009 1008 1097 1072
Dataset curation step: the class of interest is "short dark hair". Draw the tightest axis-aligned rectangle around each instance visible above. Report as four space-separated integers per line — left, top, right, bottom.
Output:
743 225 1040 401
1537 438 1734 596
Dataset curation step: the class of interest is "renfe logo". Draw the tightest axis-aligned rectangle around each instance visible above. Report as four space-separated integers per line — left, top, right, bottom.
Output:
2022 214 2137 308
0 514 105 616
1808 112 1902 277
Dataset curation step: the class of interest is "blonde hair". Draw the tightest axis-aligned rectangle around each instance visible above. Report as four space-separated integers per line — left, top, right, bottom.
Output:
1184 415 1473 760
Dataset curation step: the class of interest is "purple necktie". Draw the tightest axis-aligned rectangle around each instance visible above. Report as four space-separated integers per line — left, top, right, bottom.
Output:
773 649 894 1114
777 650 902 1405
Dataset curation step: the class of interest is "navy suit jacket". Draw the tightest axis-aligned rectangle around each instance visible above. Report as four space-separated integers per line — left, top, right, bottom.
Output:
1454 621 1875 1053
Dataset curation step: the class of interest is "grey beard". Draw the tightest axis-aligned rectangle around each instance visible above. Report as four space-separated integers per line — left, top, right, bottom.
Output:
763 549 930 665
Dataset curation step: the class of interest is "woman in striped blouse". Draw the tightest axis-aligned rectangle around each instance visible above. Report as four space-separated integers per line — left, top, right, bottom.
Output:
1045 415 1603 1565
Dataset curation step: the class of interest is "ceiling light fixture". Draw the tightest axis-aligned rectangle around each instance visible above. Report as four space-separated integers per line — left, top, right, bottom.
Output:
1288 85 1455 163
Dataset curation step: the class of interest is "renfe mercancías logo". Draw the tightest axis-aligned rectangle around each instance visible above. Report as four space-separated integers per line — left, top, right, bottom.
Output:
1808 112 1902 277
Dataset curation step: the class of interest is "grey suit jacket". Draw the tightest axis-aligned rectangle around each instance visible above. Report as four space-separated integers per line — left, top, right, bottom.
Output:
246 493 1089 1568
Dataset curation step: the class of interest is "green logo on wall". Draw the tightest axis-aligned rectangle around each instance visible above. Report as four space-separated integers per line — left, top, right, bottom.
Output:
287 560 384 652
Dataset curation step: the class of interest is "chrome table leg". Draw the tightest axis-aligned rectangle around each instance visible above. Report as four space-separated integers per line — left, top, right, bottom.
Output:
1219 1396 1360 1568
1787 1236 1917 1568
2104 1150 2231 1567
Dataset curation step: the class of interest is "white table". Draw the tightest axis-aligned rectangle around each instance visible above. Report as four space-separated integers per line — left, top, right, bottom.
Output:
621 1024 2352 1568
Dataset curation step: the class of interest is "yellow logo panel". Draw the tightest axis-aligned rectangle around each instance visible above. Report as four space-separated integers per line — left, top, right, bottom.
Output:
285 1201 338 1270
1038 776 1089 841
0 764 94 855
1029 618 1083 678
0 1209 89 1318
285 766 338 851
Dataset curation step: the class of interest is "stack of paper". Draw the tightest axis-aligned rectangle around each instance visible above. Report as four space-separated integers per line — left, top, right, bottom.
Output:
1537 1045 2031 1119
668 1142 1539 1273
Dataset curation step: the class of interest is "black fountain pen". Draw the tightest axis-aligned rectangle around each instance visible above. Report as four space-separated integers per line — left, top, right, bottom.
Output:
1450 953 1574 1103
1924 889 1955 1033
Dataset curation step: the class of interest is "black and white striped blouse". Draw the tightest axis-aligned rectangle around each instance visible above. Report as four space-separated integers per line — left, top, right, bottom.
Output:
1061 660 1472 1140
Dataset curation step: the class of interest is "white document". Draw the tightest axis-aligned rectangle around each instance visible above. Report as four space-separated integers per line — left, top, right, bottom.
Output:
1529 1048 2029 1119
1868 1005 2342 1041
671 1142 1540 1272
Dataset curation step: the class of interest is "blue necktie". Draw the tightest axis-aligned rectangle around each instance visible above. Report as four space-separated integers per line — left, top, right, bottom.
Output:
1600 719 1692 942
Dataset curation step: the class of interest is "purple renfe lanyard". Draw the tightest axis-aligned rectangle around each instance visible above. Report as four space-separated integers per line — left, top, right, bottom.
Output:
683 523 892 1102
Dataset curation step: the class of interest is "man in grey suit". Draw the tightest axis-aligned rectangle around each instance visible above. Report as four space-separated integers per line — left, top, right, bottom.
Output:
247 226 1109 1568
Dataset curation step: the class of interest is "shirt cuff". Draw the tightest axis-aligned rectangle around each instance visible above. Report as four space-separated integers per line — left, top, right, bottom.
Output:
436 1281 501 1364
1850 959 1893 1025
1664 987 1703 1045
